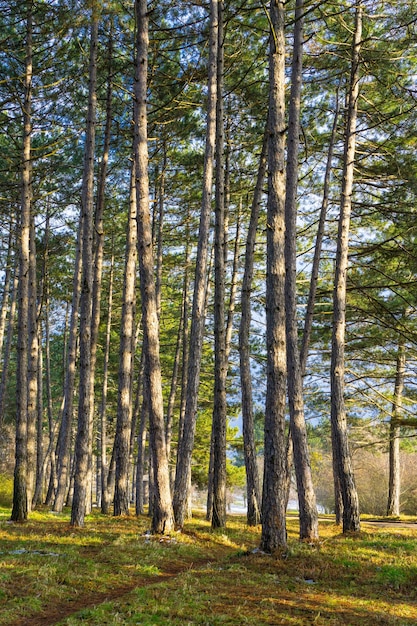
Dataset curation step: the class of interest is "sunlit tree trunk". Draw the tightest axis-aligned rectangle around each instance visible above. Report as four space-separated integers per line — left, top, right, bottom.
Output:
387 340 405 517
238 129 267 526
173 0 218 529
53 217 82 512
260 0 287 553
134 0 173 533
100 247 114 514
26 217 39 511
330 2 362 534
11 4 32 522
284 0 318 542
71 12 98 527
114 170 137 516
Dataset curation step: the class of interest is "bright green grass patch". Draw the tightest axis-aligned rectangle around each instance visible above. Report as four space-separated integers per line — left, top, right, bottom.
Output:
1 510 417 625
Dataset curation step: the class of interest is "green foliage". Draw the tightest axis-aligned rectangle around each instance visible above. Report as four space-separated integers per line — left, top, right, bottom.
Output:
0 475 12 508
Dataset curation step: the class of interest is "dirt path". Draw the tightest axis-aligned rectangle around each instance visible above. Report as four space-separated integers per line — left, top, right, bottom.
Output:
11 557 212 626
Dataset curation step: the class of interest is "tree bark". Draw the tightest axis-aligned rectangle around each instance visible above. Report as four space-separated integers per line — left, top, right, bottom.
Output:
173 0 218 529
238 129 267 527
71 12 98 527
284 0 319 542
11 4 32 523
387 340 405 516
99 247 114 514
134 0 173 534
53 217 83 512
260 0 287 553
330 2 362 534
211 0 227 530
114 169 137 516
26 216 39 511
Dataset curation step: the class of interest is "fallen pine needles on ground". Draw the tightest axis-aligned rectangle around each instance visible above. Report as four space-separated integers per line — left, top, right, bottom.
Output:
0 507 416 625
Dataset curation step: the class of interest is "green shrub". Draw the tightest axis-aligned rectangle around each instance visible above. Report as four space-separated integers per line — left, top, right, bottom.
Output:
0 474 13 507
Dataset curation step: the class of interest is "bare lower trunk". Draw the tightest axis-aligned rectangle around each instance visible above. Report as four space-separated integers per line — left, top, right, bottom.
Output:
387 341 405 517
284 0 318 542
330 3 362 534
71 14 98 527
100 249 114 515
211 0 227 530
134 0 173 533
11 6 32 523
260 0 287 554
173 0 218 529
114 171 137 517
239 130 267 527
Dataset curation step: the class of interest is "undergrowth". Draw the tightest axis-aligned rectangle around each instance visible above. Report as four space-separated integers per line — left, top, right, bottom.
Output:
0 504 416 625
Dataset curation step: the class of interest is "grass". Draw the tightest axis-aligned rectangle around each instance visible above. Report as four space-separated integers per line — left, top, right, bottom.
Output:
0 503 416 625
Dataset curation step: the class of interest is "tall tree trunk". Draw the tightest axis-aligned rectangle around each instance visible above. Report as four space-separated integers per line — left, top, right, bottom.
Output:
299 89 340 374
134 0 173 534
211 0 227 530
135 377 148 516
114 170 137 516
53 217 83 512
173 0 218 529
260 0 287 553
387 340 405 517
284 0 318 542
0 268 18 429
330 2 362 534
238 129 267 527
27 216 39 511
100 247 114 514
11 4 32 522
33 325 44 506
0 221 14 362
71 12 98 527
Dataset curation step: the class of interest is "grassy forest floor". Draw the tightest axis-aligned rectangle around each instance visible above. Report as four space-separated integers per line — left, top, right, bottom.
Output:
0 501 417 625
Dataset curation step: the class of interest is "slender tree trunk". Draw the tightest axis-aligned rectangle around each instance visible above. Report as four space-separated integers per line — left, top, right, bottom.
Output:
71 13 98 527
239 128 267 527
11 5 32 522
284 0 318 542
387 340 405 517
53 218 83 512
0 268 18 429
100 248 114 514
27 216 39 511
260 0 287 553
175 228 191 485
300 89 340 374
134 0 173 534
0 222 14 362
211 0 227 530
135 382 148 516
33 326 44 506
330 2 362 534
173 0 218 529
114 170 137 516
165 299 185 468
